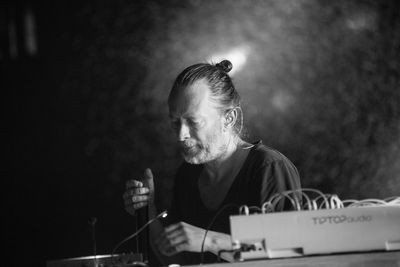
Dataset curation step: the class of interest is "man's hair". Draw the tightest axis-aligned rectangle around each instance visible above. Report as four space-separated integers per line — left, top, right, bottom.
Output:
170 60 240 110
168 60 243 134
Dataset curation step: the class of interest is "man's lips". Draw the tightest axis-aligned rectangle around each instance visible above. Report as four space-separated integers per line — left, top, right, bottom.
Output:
182 145 195 151
180 143 197 152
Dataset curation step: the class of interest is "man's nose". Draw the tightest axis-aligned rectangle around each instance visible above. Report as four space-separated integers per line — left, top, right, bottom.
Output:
178 123 190 141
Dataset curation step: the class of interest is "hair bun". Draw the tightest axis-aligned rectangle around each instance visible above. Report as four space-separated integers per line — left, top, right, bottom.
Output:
216 60 233 73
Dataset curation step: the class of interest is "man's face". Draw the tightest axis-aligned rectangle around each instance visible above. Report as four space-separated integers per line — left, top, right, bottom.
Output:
168 79 228 164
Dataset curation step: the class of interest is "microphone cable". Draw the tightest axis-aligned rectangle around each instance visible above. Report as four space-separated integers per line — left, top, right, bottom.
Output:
199 203 238 264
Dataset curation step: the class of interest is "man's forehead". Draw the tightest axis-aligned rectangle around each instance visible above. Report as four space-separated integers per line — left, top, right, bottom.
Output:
168 79 212 116
182 79 210 99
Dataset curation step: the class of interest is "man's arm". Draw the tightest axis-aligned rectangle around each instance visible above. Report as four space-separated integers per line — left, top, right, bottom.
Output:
147 203 185 265
155 220 235 262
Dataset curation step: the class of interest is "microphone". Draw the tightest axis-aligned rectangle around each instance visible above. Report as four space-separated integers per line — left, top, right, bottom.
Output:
111 210 168 263
88 217 98 267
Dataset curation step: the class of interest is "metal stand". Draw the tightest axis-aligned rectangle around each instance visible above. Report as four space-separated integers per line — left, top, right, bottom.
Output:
137 208 149 264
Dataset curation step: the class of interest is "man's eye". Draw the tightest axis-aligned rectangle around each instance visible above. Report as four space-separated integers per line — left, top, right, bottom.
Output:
188 120 202 127
170 121 180 129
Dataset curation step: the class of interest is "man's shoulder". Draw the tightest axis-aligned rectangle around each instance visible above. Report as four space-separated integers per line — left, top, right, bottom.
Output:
250 141 294 166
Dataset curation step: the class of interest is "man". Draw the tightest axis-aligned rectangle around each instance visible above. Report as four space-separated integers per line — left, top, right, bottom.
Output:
123 60 301 265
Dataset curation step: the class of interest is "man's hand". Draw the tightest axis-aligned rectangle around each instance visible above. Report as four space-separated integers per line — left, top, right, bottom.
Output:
123 168 155 215
155 222 210 256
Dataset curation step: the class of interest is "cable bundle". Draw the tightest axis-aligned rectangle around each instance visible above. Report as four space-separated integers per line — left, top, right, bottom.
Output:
239 188 400 215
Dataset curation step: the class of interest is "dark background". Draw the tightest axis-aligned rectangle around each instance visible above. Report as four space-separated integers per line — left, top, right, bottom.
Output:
3 0 400 266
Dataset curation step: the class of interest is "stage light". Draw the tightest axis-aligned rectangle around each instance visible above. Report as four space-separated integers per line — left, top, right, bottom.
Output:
208 46 248 76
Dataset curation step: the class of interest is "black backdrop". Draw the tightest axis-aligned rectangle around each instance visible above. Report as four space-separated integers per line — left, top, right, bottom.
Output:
4 1 400 266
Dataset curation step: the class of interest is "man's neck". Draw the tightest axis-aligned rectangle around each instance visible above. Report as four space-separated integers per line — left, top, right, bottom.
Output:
203 137 244 183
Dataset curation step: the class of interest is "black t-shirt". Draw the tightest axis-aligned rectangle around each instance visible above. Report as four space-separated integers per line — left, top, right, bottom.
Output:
166 141 301 264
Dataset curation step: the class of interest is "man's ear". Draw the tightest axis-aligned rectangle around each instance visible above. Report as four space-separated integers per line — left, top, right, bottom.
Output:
224 108 238 129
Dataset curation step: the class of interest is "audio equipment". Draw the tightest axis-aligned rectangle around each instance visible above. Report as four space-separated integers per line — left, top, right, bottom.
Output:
229 189 400 261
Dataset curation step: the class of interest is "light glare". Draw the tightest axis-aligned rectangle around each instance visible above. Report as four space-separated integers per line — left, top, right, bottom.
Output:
209 47 248 75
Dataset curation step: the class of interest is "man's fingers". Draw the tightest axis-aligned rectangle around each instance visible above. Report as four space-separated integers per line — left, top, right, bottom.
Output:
123 188 149 199
166 233 188 247
164 222 183 234
158 238 188 256
174 242 189 253
159 226 183 244
124 195 149 206
133 187 149 195
124 201 148 210
124 169 155 216
156 224 187 254
132 202 148 209
144 168 153 180
126 180 143 189
131 195 149 202
143 168 155 194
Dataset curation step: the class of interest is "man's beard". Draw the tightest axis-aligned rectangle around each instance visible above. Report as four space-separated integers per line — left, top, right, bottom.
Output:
181 135 228 164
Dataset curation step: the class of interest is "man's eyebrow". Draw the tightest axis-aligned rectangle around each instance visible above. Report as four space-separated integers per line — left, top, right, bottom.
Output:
169 113 201 120
186 114 203 120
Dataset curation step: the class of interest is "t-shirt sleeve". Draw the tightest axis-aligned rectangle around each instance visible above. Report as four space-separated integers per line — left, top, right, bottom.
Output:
258 159 301 211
